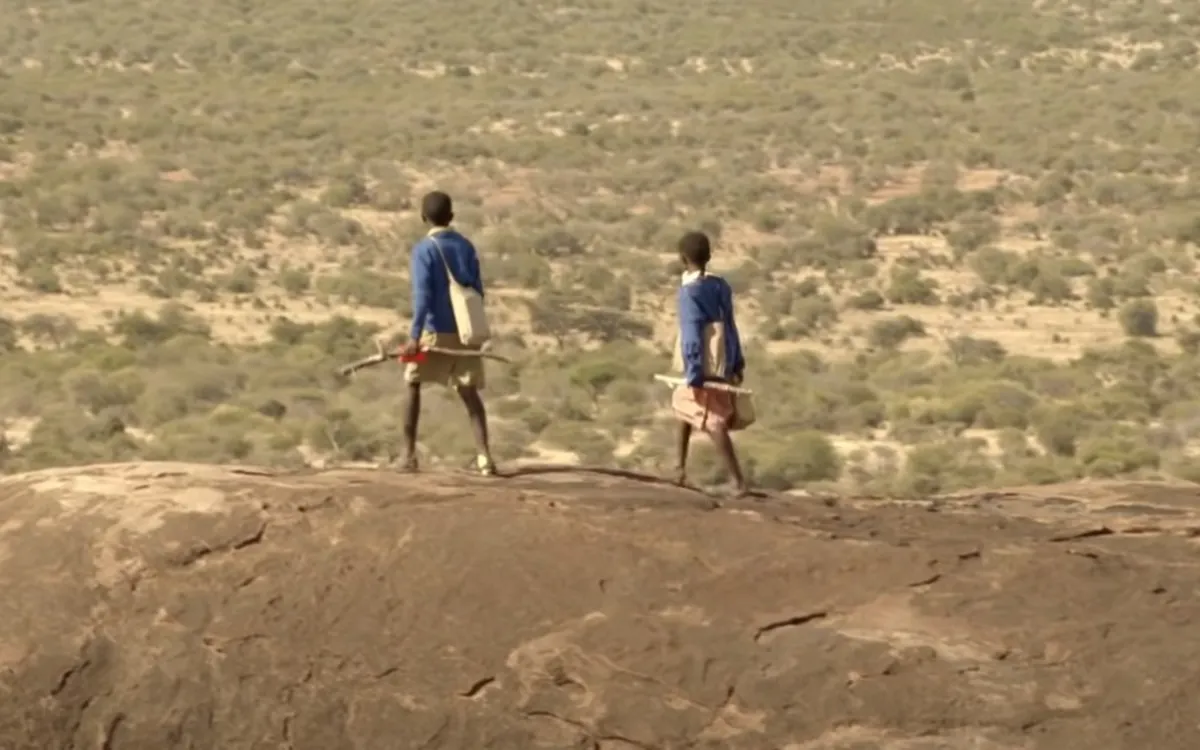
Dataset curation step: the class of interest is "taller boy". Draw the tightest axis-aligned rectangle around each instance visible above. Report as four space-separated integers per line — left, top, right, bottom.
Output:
398 190 495 475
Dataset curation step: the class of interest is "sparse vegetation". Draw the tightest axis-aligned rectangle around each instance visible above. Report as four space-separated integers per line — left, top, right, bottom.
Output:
3 0 1200 494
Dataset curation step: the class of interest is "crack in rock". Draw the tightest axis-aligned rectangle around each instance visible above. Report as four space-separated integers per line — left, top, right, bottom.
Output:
173 521 268 567
1050 527 1114 542
50 658 91 696
597 735 655 749
526 709 588 731
526 711 654 750
459 675 496 698
100 713 125 750
297 495 335 513
753 611 828 643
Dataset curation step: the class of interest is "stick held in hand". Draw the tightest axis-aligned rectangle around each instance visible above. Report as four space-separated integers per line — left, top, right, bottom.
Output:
337 341 512 377
653 373 753 394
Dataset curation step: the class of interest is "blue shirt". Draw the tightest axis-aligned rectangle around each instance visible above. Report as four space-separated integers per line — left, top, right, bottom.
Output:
678 272 745 387
409 227 484 340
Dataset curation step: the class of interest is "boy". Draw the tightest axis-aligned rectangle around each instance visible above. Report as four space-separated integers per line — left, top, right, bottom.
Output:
672 230 750 495
393 191 496 475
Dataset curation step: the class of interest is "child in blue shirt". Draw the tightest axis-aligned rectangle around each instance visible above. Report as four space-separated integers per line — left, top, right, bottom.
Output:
672 231 749 496
394 191 495 475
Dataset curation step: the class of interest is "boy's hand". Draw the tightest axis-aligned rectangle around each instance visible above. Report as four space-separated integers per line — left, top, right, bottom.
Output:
400 338 421 357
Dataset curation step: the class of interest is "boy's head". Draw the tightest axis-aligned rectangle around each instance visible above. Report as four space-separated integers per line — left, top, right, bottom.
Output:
678 231 712 271
421 191 454 227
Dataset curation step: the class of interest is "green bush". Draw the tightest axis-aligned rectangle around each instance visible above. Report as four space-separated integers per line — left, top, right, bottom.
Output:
0 317 19 352
867 316 926 350
744 431 841 489
1076 430 1160 477
885 266 939 305
1118 299 1158 337
946 336 1006 366
846 289 885 310
895 438 996 497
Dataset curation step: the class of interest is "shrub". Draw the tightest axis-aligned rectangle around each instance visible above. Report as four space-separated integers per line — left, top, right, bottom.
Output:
21 265 63 293
1076 430 1160 477
968 381 1039 429
885 266 939 305
1032 404 1092 457
946 336 1006 366
0 317 19 351
112 304 212 348
1086 277 1115 310
967 247 1016 286
222 263 259 294
791 295 839 335
745 431 841 489
867 316 926 350
895 438 996 497
278 266 312 296
846 289 885 310
1118 299 1158 337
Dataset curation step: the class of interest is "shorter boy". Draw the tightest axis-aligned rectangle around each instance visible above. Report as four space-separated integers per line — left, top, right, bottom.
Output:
671 231 750 496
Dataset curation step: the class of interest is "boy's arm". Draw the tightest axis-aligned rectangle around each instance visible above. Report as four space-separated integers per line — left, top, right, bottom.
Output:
468 244 484 297
725 282 746 378
678 288 707 387
408 241 434 341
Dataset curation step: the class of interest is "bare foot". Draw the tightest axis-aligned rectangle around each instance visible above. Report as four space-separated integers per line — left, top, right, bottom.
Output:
476 454 497 476
399 455 419 473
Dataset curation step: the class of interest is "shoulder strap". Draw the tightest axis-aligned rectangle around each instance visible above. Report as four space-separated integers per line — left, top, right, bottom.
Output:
429 235 462 286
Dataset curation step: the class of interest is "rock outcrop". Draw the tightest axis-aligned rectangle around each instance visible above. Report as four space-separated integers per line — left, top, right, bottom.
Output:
2 463 1199 749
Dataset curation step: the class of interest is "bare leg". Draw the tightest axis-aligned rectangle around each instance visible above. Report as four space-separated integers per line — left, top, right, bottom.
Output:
402 383 421 470
456 385 494 471
708 427 748 495
674 421 693 485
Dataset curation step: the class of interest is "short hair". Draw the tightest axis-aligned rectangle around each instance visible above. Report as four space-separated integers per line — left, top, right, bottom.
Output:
678 231 712 268
421 191 454 226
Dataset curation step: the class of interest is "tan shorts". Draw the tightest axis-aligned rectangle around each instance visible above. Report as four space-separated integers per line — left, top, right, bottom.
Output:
403 332 486 389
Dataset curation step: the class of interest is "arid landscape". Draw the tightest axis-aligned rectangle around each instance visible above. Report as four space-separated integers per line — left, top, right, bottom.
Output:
5 0 1200 747
4 0 1200 491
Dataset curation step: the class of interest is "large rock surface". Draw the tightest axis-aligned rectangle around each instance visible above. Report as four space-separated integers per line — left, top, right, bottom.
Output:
2 462 1199 749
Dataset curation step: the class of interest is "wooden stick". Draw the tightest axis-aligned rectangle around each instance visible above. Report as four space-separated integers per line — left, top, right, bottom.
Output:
338 346 512 377
653 374 754 395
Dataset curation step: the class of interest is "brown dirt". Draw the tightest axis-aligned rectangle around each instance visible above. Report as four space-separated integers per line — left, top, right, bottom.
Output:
2 463 1199 749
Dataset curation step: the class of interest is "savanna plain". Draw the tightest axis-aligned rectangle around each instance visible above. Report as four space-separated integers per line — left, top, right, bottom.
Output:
4 0 1200 495
8 3 1200 750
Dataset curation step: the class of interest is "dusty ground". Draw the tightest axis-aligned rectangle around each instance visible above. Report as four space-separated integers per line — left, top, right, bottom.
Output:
1 463 1199 749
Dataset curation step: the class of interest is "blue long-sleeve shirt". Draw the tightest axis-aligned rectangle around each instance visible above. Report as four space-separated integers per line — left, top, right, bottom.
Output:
678 272 745 387
409 227 484 340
